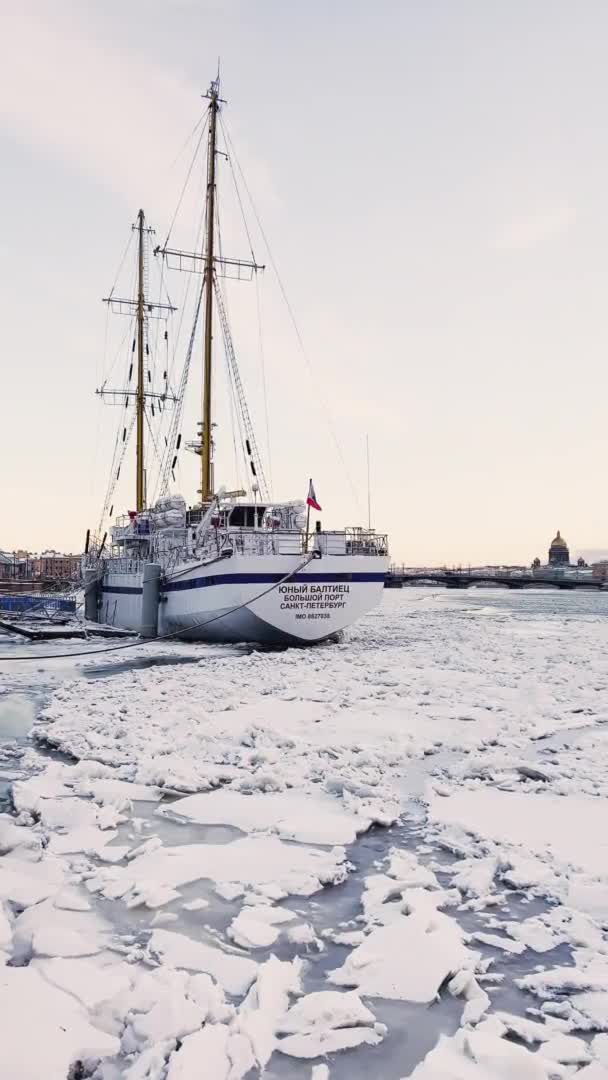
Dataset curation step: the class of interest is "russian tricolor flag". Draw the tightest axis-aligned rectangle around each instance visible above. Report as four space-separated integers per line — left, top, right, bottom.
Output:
306 479 322 512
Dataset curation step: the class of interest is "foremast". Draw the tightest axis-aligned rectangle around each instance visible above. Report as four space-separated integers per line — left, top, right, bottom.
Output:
98 216 176 528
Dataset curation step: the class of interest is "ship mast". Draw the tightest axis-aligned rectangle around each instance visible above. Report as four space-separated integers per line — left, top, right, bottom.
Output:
98 215 176 526
136 208 146 511
156 76 269 504
201 81 219 502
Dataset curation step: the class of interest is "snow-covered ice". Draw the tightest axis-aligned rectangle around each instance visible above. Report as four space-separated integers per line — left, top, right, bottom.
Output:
159 786 374 844
2 587 608 1077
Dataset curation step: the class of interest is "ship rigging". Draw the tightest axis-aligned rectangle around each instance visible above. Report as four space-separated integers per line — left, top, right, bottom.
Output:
88 75 388 646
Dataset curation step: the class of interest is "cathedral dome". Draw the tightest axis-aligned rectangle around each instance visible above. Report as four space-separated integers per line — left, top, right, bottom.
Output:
548 530 570 566
550 531 568 549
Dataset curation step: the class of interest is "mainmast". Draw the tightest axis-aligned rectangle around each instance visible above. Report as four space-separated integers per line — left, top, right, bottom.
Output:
156 75 269 504
201 81 219 502
136 209 146 511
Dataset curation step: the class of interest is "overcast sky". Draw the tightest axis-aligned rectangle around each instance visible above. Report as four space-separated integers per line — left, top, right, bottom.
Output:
2 1 608 565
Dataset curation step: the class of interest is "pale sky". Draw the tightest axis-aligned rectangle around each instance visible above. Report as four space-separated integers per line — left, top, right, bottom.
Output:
2 0 607 566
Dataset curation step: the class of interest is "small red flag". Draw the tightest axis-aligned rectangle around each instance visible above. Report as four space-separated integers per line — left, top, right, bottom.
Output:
306 479 322 512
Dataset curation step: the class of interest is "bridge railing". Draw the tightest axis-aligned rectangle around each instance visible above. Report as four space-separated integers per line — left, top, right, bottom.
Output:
385 566 601 588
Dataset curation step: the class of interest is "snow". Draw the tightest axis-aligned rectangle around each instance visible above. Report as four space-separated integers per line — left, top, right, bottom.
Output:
407 1027 569 1079
32 924 103 957
572 993 608 1030
85 834 347 908
53 887 92 911
227 909 281 949
161 786 372 844
0 854 65 907
166 1025 231 1079
277 1025 385 1058
0 966 120 1079
277 989 376 1033
131 989 203 1045
182 896 209 911
430 787 608 878
473 931 526 954
538 1033 591 1064
32 955 132 1009
148 928 258 995
12 896 109 963
329 888 471 1001
6 589 608 1076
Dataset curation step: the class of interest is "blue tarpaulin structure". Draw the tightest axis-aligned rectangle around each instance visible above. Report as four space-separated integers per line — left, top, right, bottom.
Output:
0 595 76 614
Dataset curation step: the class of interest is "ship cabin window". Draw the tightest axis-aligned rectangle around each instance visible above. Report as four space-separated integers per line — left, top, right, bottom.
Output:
227 504 267 529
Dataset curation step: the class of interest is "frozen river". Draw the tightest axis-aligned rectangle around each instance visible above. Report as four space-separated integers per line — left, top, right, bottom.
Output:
1 588 608 1078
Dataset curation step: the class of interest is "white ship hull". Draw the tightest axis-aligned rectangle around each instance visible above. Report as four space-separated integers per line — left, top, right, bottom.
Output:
99 552 388 645
99 570 143 632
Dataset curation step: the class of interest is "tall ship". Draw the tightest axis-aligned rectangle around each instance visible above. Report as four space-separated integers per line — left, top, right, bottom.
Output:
87 77 388 645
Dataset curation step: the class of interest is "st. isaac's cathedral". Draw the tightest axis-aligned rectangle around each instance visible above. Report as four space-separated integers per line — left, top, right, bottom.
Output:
532 532 586 571
548 530 570 566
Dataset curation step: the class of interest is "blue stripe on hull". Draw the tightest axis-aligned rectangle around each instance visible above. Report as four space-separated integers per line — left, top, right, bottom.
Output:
163 571 386 593
101 585 143 595
101 571 385 597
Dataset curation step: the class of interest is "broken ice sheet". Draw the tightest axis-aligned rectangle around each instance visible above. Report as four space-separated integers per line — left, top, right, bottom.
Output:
148 927 258 995
0 966 120 1080
5 588 608 1078
408 1025 571 1079
86 833 349 907
158 787 374 844
329 888 473 1003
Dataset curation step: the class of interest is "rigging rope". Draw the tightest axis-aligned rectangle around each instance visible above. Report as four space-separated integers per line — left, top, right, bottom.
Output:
144 406 163 470
223 117 258 265
255 272 273 498
168 110 208 171
214 273 269 500
226 361 243 491
0 553 317 662
107 228 136 302
215 199 250 491
161 112 209 252
153 167 208 502
220 113 363 517
98 409 136 531
101 284 137 387
157 280 204 498
91 297 112 502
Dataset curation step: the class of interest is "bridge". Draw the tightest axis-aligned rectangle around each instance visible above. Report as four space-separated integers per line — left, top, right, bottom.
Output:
385 568 606 590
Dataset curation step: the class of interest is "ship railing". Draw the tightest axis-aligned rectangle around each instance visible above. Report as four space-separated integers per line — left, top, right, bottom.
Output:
112 517 151 540
86 530 388 573
95 557 148 575
343 528 389 556
154 543 192 574
215 528 388 558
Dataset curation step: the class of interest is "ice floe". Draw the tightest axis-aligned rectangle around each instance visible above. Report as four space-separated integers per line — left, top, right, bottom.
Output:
4 588 608 1077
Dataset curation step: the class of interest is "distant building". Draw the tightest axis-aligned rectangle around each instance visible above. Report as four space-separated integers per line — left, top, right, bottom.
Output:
592 560 608 582
0 551 33 581
0 550 81 583
548 530 570 567
32 551 81 581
